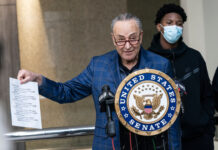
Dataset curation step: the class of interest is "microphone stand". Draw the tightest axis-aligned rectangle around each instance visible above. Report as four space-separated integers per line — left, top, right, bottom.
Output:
105 97 116 137
99 85 116 137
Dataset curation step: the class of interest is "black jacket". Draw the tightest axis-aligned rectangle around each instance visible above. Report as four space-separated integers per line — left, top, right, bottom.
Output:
212 67 218 111
148 33 215 138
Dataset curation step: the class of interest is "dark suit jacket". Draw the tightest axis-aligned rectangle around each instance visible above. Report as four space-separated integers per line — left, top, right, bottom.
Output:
213 67 218 111
39 47 173 149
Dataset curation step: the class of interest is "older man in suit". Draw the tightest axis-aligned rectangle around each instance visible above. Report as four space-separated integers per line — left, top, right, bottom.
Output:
17 13 180 150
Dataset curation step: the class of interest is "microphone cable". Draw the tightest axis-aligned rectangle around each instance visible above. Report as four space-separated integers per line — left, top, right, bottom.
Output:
129 132 133 150
134 134 139 150
111 137 115 150
152 137 157 150
162 134 166 150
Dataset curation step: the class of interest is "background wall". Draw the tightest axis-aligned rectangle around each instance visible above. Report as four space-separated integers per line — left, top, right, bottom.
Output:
0 0 20 149
16 0 179 149
203 0 218 79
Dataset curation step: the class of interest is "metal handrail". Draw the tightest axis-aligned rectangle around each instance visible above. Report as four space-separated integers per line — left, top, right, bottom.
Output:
5 125 95 142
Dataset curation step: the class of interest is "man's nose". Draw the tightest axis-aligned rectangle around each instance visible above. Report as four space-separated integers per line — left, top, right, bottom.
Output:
124 41 131 49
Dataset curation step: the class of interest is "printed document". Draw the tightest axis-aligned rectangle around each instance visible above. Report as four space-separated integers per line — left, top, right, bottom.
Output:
9 78 42 129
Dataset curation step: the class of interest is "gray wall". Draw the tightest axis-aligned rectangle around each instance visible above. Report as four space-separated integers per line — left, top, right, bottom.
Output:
203 0 218 79
0 0 20 124
0 0 22 149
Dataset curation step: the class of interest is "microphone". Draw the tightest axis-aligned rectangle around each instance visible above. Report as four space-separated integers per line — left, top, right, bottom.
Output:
99 85 116 137
99 85 114 105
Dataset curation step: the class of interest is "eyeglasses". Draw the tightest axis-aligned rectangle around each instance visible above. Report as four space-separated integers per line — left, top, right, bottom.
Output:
113 33 141 46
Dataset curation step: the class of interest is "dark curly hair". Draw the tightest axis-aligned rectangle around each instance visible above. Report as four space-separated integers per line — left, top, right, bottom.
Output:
155 3 187 25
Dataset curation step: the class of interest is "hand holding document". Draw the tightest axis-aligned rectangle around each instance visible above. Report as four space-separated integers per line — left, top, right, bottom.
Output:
9 78 42 129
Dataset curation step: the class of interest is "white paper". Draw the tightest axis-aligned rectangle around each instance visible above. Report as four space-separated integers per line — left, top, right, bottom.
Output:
9 78 42 129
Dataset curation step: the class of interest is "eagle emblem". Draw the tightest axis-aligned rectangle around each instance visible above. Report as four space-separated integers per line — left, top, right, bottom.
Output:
131 94 164 120
115 69 180 136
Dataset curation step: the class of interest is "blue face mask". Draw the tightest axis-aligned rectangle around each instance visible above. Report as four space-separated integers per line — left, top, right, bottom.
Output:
160 24 183 44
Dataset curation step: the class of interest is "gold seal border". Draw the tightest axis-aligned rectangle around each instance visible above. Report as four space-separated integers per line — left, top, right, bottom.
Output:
115 68 181 136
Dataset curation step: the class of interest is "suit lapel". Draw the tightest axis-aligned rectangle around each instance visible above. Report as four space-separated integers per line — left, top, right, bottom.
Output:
138 47 152 70
108 51 122 91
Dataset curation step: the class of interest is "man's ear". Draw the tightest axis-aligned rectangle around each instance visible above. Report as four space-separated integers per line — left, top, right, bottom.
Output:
139 31 143 44
156 24 161 32
111 33 116 46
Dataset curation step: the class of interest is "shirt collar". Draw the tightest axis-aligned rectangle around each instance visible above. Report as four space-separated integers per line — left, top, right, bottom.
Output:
118 52 141 79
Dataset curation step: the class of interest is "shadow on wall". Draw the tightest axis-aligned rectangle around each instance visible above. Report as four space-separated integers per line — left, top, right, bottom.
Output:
0 102 13 150
0 42 3 70
0 41 10 150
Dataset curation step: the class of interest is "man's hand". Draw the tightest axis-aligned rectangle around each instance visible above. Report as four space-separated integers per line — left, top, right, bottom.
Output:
17 69 43 86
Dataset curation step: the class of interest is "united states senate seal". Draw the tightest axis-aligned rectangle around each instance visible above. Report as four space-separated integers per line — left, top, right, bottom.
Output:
115 69 180 136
